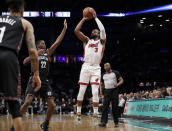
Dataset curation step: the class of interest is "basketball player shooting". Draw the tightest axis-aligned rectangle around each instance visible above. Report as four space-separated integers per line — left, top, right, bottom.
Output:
10 19 67 131
74 7 106 121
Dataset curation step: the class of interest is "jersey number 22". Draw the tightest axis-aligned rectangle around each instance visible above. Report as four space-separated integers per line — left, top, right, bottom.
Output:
41 61 46 68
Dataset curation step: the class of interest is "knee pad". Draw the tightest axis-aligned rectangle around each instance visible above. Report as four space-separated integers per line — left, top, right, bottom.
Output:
91 85 99 103
77 85 87 101
8 101 22 119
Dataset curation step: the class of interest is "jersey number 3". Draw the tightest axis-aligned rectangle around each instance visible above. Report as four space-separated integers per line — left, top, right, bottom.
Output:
41 61 46 68
95 48 98 52
0 26 6 43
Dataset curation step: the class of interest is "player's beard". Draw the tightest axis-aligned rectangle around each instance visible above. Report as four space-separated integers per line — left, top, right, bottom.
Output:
90 34 97 39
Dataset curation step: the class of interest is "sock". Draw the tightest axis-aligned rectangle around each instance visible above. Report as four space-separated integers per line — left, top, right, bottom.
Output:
77 106 81 114
93 107 98 114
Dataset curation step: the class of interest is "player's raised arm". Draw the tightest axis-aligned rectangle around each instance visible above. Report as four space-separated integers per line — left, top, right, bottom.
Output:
93 13 106 45
74 17 89 44
47 19 67 56
22 18 41 92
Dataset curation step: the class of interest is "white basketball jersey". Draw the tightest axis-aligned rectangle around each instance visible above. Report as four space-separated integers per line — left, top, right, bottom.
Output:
83 39 104 65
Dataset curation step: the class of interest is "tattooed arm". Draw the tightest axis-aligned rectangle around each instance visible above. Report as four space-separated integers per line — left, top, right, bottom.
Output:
47 19 67 56
22 18 41 92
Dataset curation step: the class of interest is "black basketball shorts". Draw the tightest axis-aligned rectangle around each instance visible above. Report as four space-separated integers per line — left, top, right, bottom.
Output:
0 47 19 101
25 76 53 99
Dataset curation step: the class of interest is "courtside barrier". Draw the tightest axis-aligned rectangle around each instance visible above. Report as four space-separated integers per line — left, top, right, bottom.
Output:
124 98 172 118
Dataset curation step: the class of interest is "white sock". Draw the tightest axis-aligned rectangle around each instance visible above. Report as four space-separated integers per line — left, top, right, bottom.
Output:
77 106 81 113
93 107 98 114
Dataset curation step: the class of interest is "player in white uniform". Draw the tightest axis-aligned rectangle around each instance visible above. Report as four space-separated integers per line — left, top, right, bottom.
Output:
74 10 106 120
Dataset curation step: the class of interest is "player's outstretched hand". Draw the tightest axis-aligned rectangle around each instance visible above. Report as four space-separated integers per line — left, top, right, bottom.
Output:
91 9 97 18
32 74 41 92
64 19 67 30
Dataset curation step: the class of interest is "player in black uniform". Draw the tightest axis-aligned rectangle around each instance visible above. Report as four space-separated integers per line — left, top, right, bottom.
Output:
0 0 41 131
11 19 67 131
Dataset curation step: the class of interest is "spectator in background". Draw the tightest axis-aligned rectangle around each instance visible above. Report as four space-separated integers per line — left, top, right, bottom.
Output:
161 87 168 98
133 92 141 100
166 87 172 97
154 90 162 98
43 101 48 113
149 92 154 99
71 98 76 105
152 90 157 99
133 93 137 100
38 99 44 114
128 93 134 101
32 97 40 114
67 98 74 112
118 94 125 117
87 98 93 114
54 98 62 114
61 98 68 114
55 98 62 107
137 92 142 100
143 91 149 99
123 93 127 101
71 98 77 113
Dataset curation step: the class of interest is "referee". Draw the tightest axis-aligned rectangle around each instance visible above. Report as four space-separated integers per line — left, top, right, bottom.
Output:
99 63 124 128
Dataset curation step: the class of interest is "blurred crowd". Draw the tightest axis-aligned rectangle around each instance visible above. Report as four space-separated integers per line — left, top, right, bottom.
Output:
0 86 172 117
122 86 172 101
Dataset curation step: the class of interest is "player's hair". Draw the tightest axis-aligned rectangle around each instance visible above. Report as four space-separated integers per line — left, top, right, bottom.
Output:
93 28 100 34
6 0 25 13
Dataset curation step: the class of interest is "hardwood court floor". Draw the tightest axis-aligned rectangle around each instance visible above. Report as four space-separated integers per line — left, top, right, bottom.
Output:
0 114 155 131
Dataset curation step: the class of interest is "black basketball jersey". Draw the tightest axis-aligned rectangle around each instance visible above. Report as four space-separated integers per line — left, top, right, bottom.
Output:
0 15 24 53
38 52 49 80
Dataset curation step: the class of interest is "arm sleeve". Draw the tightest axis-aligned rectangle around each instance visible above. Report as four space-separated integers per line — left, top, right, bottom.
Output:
95 17 106 40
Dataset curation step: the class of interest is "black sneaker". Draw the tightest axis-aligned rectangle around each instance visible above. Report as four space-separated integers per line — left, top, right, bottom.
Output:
99 122 106 127
40 122 49 131
10 126 15 131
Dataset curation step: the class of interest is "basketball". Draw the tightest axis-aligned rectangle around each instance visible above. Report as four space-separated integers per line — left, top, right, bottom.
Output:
83 7 96 19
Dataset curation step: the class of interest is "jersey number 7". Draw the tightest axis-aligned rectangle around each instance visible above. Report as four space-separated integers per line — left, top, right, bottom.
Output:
0 26 6 43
